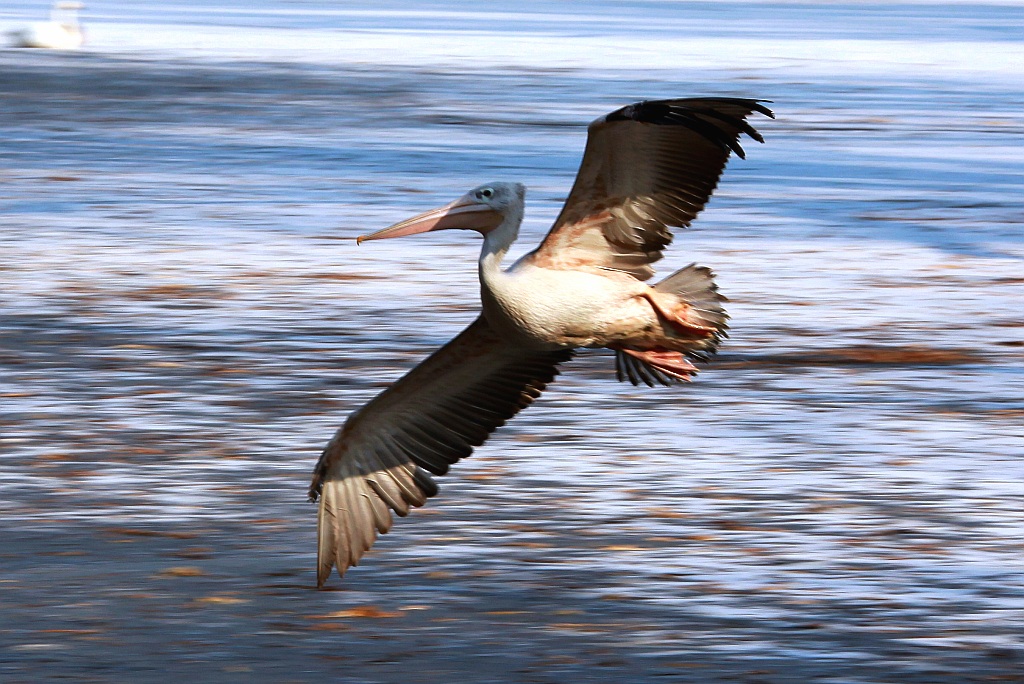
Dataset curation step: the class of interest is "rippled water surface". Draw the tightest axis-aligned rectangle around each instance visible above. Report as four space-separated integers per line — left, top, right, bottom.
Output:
1 1 1023 681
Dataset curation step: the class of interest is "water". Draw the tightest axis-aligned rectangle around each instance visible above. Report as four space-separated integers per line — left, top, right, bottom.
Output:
1 2 1023 682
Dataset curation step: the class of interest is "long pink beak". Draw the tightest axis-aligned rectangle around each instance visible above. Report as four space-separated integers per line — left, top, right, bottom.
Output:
357 197 503 244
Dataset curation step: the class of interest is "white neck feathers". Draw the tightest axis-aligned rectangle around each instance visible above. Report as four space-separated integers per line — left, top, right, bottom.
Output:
478 205 522 285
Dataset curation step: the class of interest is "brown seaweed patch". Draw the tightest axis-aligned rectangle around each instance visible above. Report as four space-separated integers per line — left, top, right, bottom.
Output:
718 345 985 368
156 566 206 577
193 595 248 605
105 527 198 540
313 606 405 619
123 285 234 300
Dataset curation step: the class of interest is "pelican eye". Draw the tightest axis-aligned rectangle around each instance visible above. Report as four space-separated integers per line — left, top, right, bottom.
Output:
475 187 494 200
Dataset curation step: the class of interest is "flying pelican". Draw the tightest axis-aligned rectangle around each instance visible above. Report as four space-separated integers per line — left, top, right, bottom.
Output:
9 2 84 50
310 97 773 586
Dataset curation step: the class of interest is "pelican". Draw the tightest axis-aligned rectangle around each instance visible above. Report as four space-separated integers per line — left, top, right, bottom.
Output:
310 98 773 586
9 2 84 50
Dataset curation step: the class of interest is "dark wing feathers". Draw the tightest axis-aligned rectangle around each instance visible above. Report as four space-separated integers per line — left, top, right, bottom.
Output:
606 98 772 155
310 316 572 586
527 97 773 280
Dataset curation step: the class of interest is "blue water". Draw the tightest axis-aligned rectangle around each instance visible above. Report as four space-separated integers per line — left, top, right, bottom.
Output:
1 1 1023 681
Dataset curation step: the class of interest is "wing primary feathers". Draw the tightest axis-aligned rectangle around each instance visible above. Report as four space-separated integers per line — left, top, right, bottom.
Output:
690 107 766 143
679 111 749 158
696 97 775 119
412 467 439 498
366 491 393 534
659 109 747 158
392 432 454 476
333 482 351 573
366 476 409 517
606 98 774 124
404 420 467 457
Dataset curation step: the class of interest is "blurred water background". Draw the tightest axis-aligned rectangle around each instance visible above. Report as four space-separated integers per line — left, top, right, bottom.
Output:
1 1 1023 681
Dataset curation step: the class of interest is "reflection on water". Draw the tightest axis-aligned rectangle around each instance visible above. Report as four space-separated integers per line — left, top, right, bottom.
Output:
1 2 1023 681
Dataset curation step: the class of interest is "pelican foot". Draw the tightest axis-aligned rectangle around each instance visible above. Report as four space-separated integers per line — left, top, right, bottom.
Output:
641 291 717 339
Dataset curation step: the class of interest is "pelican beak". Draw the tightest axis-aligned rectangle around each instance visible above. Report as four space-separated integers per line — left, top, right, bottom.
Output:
357 196 503 244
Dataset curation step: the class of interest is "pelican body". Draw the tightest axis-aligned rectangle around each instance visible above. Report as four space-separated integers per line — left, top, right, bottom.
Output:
10 2 84 49
311 98 774 586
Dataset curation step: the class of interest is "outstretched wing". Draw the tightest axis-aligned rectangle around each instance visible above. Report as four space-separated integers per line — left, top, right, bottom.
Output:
309 316 572 586
525 98 773 280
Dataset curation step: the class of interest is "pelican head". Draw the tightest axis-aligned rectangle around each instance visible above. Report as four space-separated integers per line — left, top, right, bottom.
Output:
357 182 524 244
